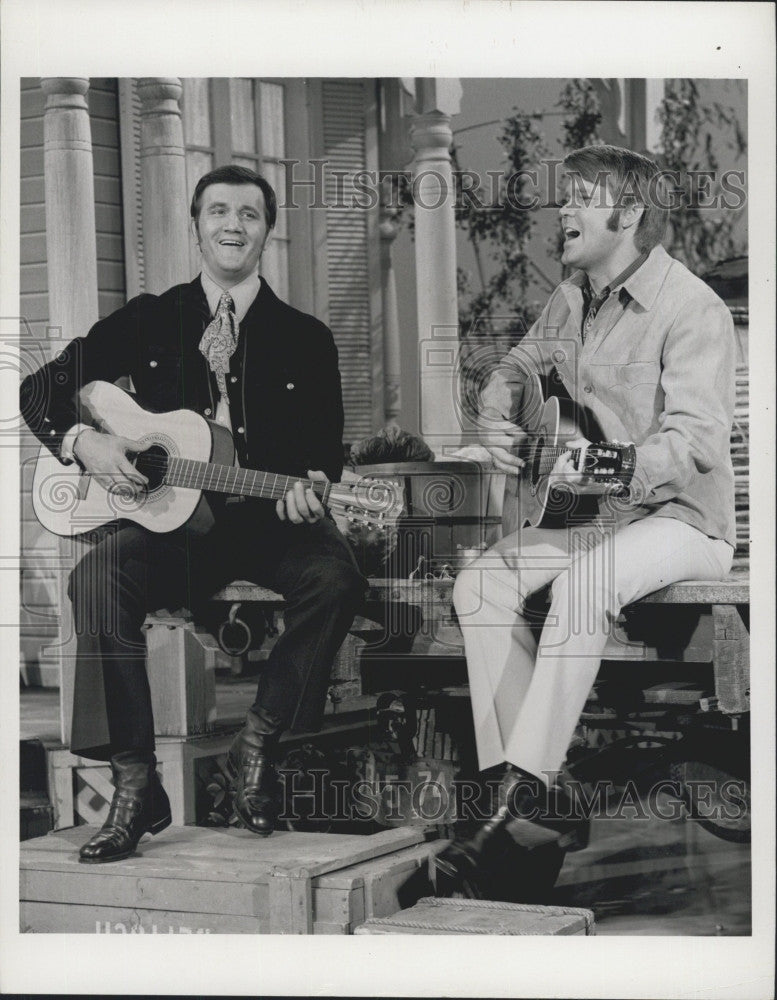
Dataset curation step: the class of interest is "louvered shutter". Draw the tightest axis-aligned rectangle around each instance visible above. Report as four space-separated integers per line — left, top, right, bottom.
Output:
90 79 127 316
321 80 380 444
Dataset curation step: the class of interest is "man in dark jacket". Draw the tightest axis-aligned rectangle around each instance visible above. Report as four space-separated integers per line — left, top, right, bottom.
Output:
21 165 367 862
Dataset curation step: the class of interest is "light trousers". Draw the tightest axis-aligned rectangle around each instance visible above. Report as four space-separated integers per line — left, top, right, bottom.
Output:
452 515 733 785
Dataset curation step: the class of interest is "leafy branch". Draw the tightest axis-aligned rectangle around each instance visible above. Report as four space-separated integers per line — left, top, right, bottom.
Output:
454 111 549 338
656 79 747 274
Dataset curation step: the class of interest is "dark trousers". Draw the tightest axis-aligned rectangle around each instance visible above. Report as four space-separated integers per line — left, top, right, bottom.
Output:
68 501 367 761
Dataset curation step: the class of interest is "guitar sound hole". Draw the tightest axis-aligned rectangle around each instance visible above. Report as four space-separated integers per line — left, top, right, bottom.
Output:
134 445 168 492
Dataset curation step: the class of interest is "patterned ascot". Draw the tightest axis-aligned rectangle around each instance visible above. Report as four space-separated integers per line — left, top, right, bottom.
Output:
199 290 238 404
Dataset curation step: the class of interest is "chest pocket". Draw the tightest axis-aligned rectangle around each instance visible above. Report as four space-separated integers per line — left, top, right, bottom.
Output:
138 348 183 408
589 361 662 436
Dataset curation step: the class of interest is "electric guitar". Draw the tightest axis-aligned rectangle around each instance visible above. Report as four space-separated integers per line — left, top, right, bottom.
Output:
32 381 404 537
502 373 636 534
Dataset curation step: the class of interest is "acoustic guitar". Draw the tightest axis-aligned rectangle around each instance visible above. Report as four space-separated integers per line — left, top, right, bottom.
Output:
32 381 404 537
502 372 636 534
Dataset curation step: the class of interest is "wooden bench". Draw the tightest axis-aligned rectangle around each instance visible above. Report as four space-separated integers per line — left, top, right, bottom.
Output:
146 568 748 736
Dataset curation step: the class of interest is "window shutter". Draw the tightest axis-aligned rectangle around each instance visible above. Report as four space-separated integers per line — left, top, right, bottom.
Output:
321 79 378 445
89 79 126 317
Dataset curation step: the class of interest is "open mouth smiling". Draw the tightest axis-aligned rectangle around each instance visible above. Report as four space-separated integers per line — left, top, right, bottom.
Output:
563 226 581 241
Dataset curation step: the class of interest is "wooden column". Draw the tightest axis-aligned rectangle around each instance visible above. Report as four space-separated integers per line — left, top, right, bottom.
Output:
379 207 402 426
40 78 100 744
409 79 462 452
41 78 98 339
378 79 413 428
137 78 190 293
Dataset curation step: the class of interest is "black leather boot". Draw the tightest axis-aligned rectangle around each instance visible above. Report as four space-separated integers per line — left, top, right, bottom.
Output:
434 768 588 898
226 707 283 836
79 751 171 864
434 771 534 895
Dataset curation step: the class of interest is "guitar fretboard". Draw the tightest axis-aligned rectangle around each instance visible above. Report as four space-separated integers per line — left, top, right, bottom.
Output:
536 446 582 476
166 457 329 503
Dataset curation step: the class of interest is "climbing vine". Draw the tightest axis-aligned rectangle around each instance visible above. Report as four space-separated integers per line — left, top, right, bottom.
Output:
655 79 747 274
453 111 548 337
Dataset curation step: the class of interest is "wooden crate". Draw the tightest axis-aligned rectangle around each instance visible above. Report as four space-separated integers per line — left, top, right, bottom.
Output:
354 896 595 935
20 824 434 934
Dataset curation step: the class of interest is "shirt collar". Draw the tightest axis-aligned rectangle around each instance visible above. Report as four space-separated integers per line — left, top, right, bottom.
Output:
200 267 262 323
565 244 673 312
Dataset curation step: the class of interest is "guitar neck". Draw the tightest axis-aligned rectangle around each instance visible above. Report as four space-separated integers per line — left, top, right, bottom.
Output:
165 458 329 504
536 445 582 476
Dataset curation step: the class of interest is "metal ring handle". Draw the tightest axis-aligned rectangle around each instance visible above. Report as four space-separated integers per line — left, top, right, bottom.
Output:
217 611 252 657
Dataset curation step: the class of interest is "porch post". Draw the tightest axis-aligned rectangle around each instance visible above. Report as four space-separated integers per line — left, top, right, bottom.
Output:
379 208 402 427
409 79 462 452
41 78 99 337
40 77 100 744
377 79 414 428
137 78 190 293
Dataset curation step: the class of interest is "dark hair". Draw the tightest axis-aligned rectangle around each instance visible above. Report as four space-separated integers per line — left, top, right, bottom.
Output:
190 164 277 230
349 426 435 466
562 144 670 253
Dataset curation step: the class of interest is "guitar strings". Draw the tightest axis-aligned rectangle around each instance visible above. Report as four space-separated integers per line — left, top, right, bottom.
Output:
126 452 393 518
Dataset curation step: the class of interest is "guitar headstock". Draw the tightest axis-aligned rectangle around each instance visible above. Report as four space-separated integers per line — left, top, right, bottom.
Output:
328 475 405 531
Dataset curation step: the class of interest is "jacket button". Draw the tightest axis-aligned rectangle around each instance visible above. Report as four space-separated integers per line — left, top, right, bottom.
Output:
286 382 295 390
230 376 238 384
204 407 212 416
149 360 158 368
583 384 593 393
237 426 245 435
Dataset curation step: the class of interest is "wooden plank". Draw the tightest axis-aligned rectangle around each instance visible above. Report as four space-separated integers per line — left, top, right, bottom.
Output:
312 885 361 924
641 681 709 705
360 845 435 920
21 900 262 934
21 869 269 918
212 574 749 612
712 604 750 713
21 826 424 885
267 874 313 934
269 826 425 879
635 580 749 605
313 919 351 935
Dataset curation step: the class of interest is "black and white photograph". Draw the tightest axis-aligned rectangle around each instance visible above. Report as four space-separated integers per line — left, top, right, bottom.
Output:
1 1 774 997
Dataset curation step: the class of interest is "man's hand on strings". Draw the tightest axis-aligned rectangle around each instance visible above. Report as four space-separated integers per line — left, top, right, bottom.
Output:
73 428 148 496
276 469 328 524
477 414 527 476
549 436 599 493
478 370 527 476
